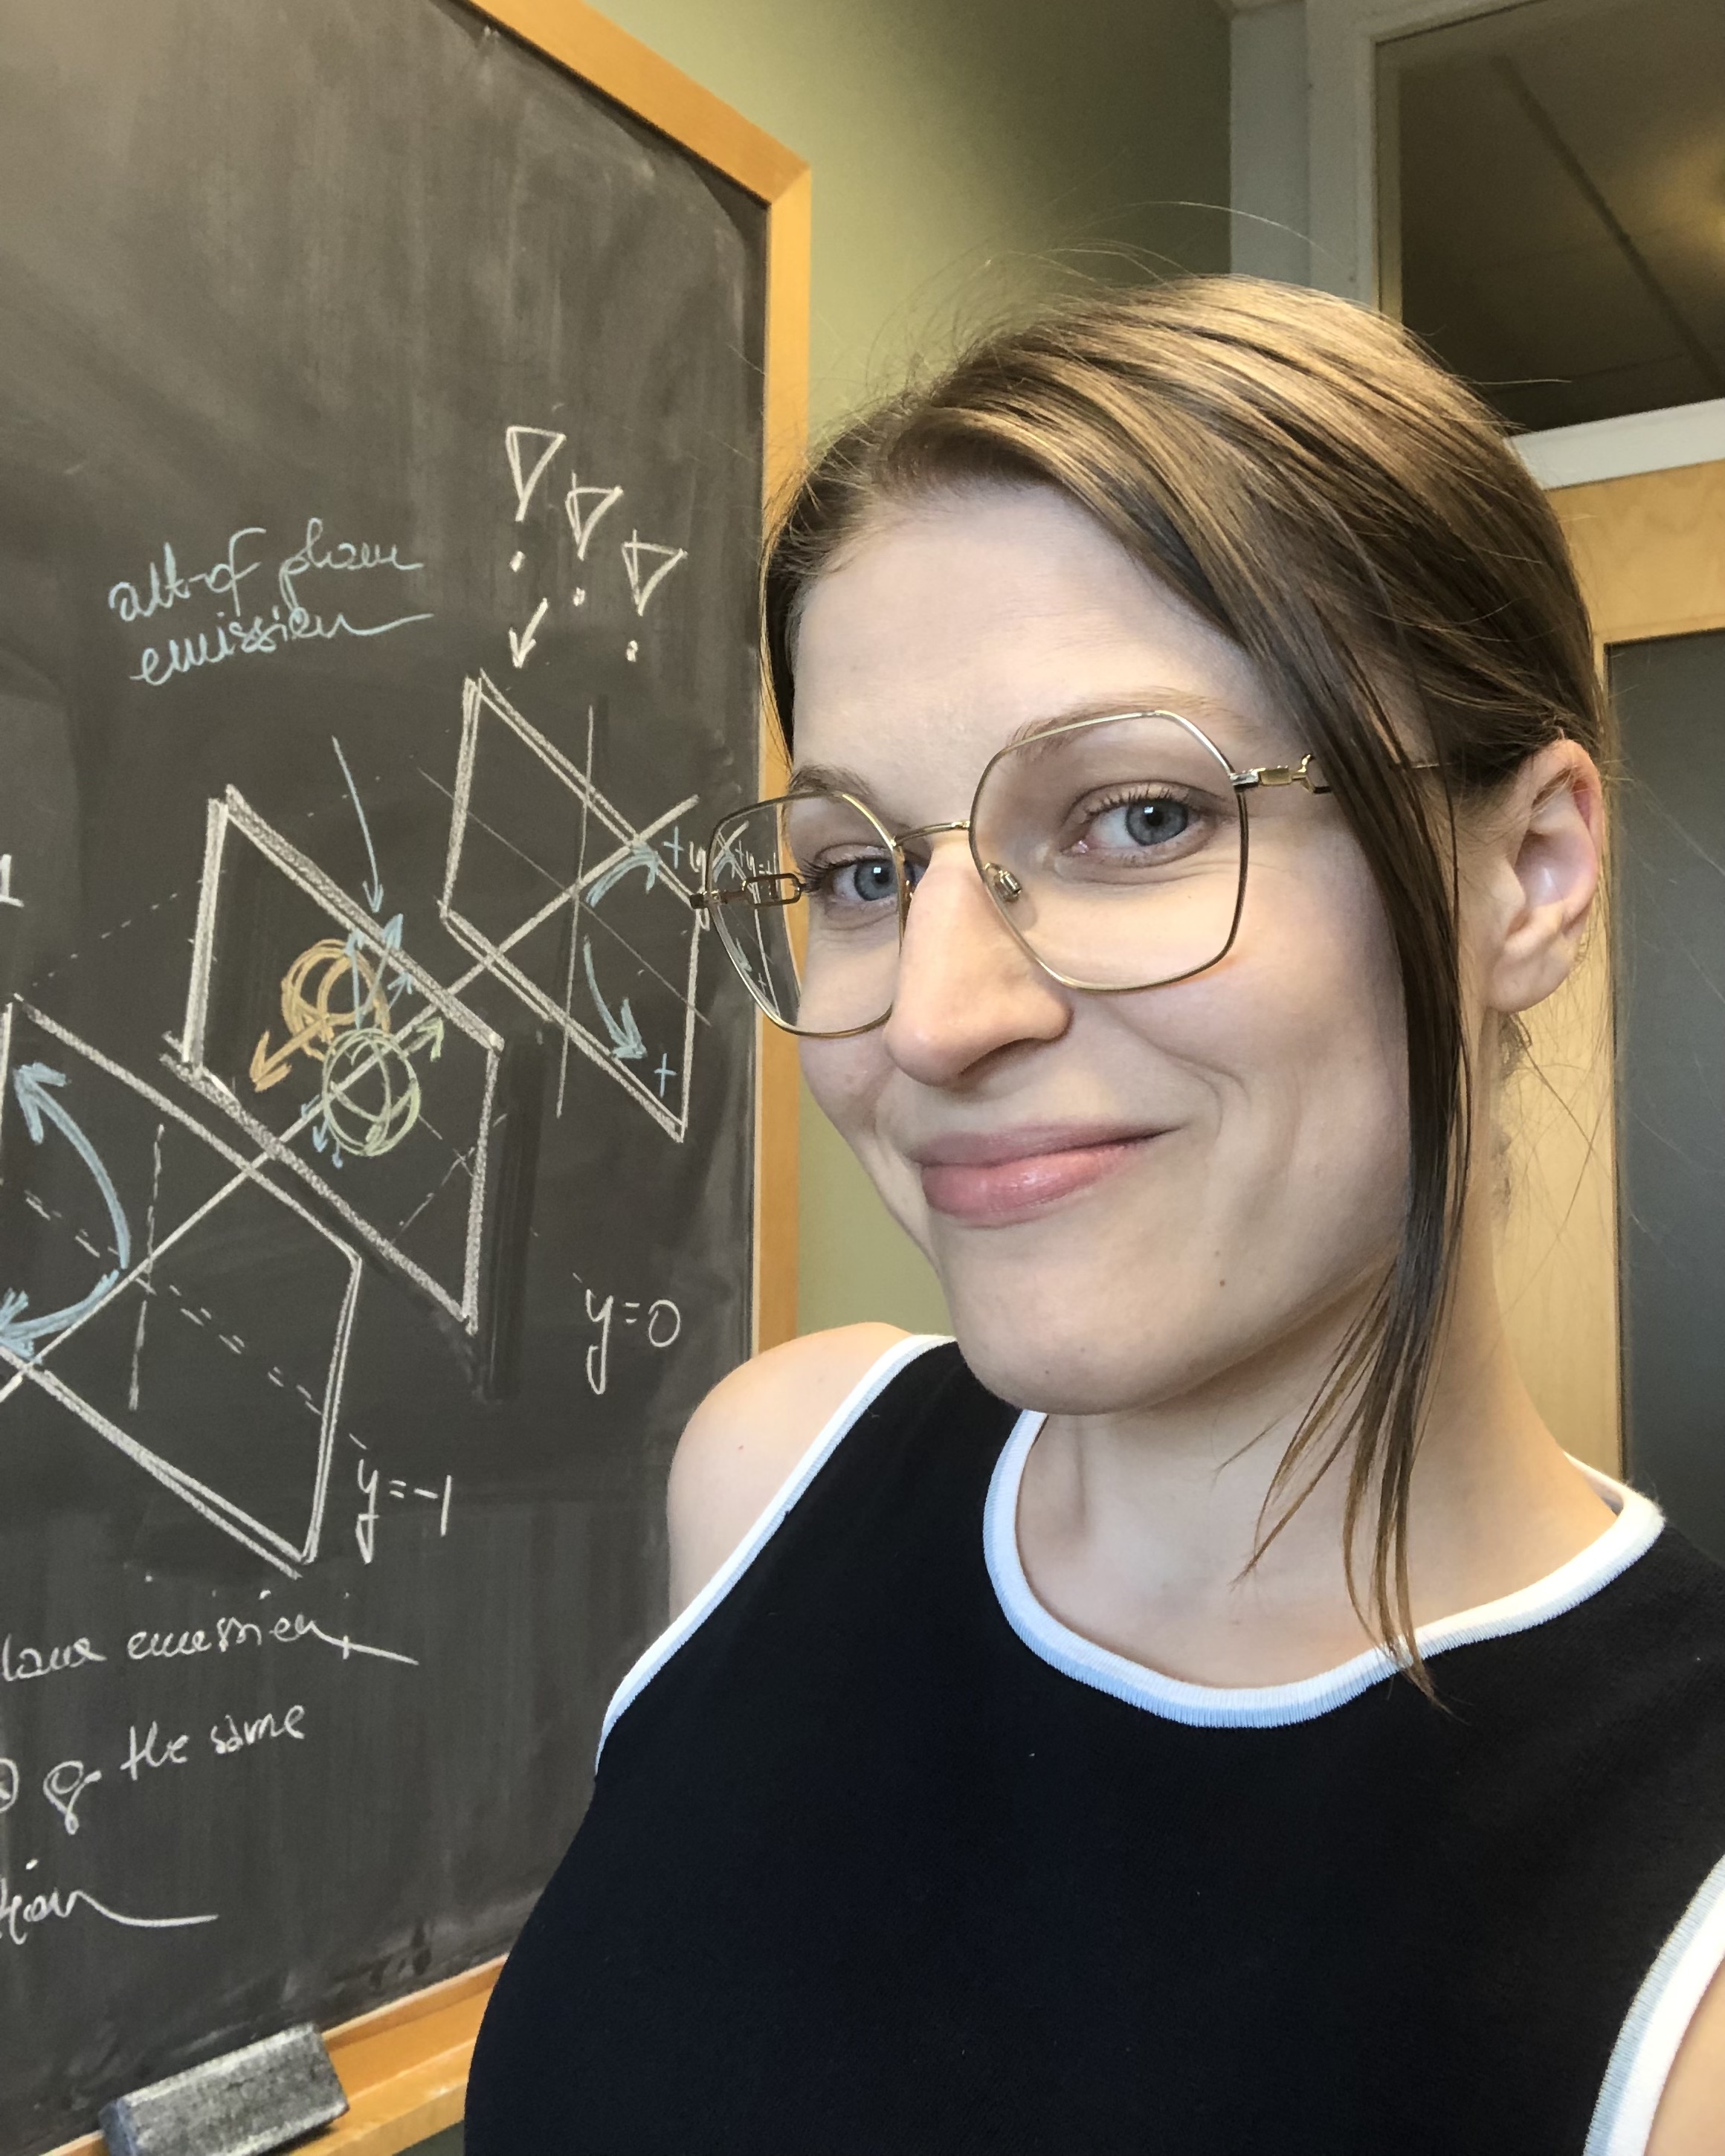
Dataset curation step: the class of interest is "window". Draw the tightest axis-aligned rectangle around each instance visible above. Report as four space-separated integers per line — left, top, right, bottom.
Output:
1377 0 1725 434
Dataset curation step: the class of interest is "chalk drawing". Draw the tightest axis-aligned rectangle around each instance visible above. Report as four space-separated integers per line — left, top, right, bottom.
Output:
504 426 567 522
438 671 702 1143
581 940 645 1063
508 596 549 670
620 532 686 616
0 1053 130 1358
175 790 503 1332
565 477 623 561
330 736 384 911
0 1001 362 1577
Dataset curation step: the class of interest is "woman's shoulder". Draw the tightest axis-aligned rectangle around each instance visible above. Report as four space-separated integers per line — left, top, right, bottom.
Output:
665 1323 917 1616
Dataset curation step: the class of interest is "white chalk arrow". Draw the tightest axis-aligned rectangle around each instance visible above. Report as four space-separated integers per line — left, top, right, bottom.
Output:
508 597 549 670
331 736 384 912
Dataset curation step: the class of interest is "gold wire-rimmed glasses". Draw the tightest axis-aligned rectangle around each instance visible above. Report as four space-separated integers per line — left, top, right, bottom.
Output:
694 708 1335 1039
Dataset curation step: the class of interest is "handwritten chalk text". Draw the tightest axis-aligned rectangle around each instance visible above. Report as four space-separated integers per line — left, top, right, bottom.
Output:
109 520 431 688
1 1871 216 1947
210 1704 306 1755
1 1634 106 1684
125 1609 415 1667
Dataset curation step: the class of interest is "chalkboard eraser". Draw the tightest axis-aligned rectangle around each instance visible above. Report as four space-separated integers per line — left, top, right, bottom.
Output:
98 2023 348 2156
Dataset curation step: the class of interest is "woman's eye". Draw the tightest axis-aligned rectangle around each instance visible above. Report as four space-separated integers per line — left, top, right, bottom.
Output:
1080 795 1195 851
814 855 897 904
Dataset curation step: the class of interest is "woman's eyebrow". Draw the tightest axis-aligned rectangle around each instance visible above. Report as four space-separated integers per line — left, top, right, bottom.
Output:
787 760 877 799
999 692 1254 752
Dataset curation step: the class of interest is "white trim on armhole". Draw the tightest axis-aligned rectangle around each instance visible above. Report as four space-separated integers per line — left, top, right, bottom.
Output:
1586 1847 1725 2156
594 1332 952 1763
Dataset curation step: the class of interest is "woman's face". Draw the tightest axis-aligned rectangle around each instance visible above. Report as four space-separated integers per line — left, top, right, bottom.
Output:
791 484 1410 1417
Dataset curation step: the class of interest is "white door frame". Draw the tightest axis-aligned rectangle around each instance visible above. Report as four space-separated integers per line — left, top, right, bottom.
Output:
1306 0 1510 305
1228 0 1725 488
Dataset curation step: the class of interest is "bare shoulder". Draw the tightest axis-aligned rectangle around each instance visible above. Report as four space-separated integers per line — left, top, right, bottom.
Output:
665 1323 914 1618
1648 1951 1725 2154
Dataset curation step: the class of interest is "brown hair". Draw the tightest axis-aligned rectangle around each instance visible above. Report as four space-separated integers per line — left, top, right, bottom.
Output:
763 275 1607 1676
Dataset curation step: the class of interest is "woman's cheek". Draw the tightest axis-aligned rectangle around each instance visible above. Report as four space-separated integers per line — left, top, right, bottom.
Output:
797 1036 874 1143
799 1039 941 1256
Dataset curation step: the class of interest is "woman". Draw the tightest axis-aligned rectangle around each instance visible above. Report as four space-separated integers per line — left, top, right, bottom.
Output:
467 279 1725 2153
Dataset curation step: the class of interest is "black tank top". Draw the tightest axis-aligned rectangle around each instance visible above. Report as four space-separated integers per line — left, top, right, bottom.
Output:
466 1337 1725 2155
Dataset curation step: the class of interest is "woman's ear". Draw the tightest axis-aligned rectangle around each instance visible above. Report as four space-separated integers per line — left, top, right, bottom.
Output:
1480 740 1605 1016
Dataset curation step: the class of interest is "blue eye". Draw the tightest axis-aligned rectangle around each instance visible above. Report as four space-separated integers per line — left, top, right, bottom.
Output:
1119 798 1191 847
819 855 898 905
848 859 897 902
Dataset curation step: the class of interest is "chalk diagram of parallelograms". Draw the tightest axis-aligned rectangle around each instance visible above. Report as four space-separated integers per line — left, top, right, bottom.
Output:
437 669 705 1146
1 545 707 1576
170 790 507 1337
0 792 506 1577
0 998 362 1578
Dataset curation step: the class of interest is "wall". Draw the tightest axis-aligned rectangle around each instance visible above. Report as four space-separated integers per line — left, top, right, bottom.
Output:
596 0 1234 1336
1229 1 1310 282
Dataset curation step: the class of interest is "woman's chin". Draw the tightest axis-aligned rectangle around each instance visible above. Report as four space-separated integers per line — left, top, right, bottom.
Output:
944 1291 1192 1418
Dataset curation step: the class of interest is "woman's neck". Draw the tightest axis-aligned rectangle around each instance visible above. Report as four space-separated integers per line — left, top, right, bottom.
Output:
1015 1224 1616 1689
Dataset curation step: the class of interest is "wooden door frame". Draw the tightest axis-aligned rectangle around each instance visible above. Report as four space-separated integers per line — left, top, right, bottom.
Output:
1505 460 1725 1480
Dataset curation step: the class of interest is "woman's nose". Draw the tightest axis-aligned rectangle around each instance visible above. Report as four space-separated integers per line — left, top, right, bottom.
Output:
881 837 1070 1085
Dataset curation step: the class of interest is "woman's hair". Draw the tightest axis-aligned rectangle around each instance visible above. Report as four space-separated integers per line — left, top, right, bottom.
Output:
763 275 1607 1679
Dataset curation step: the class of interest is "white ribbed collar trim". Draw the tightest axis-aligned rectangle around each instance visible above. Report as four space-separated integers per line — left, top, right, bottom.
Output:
984 1408 1666 1731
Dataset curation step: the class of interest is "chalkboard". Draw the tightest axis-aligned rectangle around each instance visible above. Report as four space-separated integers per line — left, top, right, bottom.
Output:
1612 628 1725 1564
0 3 805 2147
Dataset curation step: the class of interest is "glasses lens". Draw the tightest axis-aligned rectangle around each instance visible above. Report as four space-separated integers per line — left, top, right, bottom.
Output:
706 792 902 1034
972 712 1244 988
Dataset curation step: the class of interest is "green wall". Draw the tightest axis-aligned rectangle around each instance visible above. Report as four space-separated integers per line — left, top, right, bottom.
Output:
598 0 1232 1337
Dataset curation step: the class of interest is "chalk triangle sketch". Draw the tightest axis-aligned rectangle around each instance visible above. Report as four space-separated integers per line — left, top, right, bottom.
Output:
505 425 567 522
621 532 687 616
565 478 624 561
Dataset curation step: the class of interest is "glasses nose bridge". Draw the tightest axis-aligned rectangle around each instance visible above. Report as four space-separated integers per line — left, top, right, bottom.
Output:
894 817 972 845
889 813 1049 1023
892 818 972 903
894 816 1025 923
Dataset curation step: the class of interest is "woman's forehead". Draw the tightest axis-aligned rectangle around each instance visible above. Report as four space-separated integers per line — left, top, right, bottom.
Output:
789 488 1294 794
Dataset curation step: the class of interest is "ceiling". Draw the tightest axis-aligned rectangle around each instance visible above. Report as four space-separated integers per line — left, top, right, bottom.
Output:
1383 0 1725 433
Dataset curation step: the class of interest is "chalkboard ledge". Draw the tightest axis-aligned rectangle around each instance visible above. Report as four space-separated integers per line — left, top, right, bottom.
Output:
48 1959 502 2156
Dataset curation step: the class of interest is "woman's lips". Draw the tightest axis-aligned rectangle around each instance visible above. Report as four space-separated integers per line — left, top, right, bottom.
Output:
916 1130 1157 1224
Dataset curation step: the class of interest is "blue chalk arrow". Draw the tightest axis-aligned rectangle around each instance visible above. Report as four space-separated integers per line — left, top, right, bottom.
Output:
587 842 662 908
581 941 646 1062
0 1063 132 1359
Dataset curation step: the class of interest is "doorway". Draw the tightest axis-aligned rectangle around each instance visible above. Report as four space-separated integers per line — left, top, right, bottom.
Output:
1550 462 1725 1549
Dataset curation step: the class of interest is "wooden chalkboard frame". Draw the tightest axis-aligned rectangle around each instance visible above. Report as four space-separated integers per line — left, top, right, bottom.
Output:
44 4 806 2150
